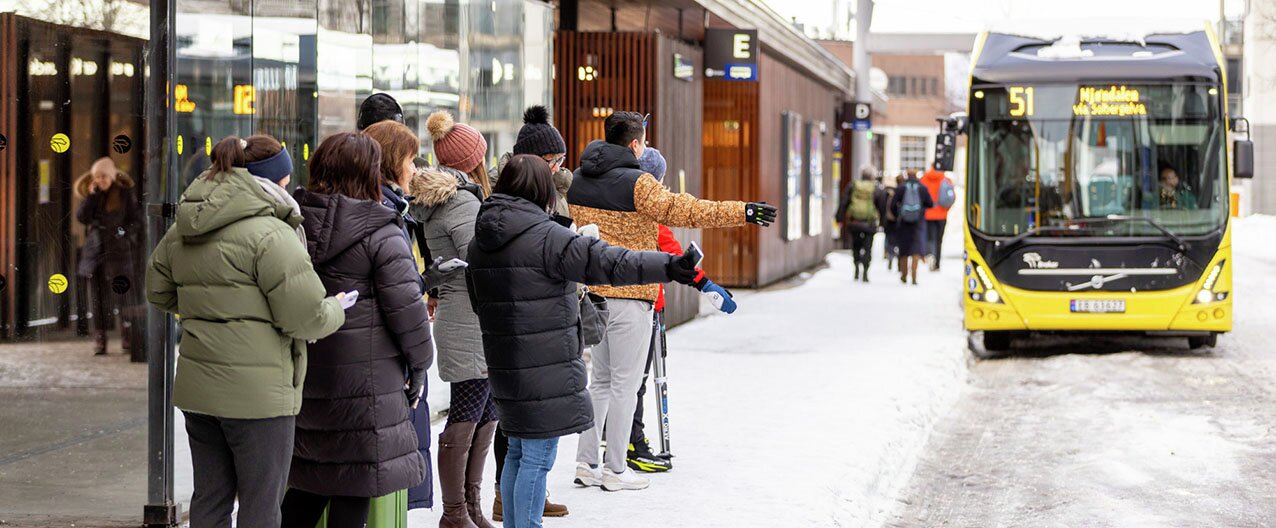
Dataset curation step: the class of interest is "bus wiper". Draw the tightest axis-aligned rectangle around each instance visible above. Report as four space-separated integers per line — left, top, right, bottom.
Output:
995 225 1078 252
1080 215 1191 251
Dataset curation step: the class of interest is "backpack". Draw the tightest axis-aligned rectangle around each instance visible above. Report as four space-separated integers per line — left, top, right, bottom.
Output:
899 181 924 224
938 178 956 209
848 180 879 223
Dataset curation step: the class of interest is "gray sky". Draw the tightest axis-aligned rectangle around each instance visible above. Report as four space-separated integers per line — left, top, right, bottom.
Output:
766 0 1247 35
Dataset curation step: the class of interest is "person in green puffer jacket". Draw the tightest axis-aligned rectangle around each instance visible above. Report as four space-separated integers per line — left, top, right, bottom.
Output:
146 136 346 528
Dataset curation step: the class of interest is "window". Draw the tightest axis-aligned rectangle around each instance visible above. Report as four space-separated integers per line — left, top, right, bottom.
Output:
900 135 928 172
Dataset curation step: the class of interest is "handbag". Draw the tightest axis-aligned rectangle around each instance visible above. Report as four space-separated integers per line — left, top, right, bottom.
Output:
578 286 610 348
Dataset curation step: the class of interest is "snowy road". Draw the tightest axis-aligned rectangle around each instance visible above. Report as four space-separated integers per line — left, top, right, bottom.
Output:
411 238 970 528
888 217 1276 528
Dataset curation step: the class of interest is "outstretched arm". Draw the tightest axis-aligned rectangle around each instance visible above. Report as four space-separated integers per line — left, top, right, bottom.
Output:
633 174 747 228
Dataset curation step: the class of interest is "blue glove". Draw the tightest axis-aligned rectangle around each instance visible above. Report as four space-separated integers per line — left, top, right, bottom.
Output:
698 279 737 314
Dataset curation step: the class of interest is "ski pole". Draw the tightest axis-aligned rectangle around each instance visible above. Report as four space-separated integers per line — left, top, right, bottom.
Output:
652 310 673 458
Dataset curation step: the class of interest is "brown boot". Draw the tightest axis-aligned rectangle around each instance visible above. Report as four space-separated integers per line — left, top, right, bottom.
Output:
439 422 479 528
542 493 569 517
465 421 498 528
94 329 108 356
491 490 502 522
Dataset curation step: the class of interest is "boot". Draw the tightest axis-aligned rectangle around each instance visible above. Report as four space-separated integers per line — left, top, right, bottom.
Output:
94 329 108 356
121 321 133 353
439 422 479 528
493 489 568 521
465 421 497 528
862 266 870 283
853 263 861 280
543 492 569 517
491 490 502 522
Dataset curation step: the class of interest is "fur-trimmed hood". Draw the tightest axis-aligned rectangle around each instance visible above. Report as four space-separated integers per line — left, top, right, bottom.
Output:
75 170 135 199
408 167 461 208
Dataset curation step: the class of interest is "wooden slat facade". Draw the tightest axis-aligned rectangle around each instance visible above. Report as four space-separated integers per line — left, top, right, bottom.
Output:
0 14 17 337
701 79 760 287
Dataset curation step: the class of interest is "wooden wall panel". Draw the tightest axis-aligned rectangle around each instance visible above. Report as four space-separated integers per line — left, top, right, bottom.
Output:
701 79 759 287
655 36 703 327
756 52 842 286
554 32 656 170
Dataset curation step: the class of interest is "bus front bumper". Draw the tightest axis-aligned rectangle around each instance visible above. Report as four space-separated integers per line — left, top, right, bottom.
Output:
964 284 1232 333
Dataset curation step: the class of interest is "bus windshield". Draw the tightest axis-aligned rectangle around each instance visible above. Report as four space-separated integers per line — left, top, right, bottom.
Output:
967 83 1228 237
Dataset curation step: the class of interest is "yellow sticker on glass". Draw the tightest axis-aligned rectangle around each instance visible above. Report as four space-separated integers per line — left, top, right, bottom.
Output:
50 133 70 153
176 135 184 155
48 274 68 294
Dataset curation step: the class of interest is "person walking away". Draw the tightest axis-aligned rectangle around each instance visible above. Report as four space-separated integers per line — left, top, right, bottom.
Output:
398 112 499 528
145 136 347 528
568 111 776 492
890 169 934 285
483 106 573 522
844 166 880 282
283 132 433 528
467 155 702 528
76 157 143 356
920 165 956 271
875 175 899 271
626 148 737 473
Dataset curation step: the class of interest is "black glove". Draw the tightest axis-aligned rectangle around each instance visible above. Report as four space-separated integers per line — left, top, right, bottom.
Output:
667 250 699 285
421 256 464 290
745 202 778 226
405 368 426 409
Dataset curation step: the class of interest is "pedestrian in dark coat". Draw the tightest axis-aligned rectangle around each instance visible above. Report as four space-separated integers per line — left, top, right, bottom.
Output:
282 132 433 528
76 157 143 356
467 155 698 528
890 169 935 285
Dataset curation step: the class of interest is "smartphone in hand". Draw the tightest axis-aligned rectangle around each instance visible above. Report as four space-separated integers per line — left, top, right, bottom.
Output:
686 241 705 268
337 290 359 310
438 258 468 272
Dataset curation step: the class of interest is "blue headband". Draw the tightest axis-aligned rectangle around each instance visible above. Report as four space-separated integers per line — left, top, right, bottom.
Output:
245 147 293 183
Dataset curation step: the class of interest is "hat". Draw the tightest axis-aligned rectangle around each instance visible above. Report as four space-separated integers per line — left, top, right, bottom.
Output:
358 93 404 130
427 110 487 173
638 147 667 182
513 106 566 157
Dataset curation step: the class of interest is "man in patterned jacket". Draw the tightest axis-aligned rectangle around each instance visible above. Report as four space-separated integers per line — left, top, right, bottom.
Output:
568 111 776 492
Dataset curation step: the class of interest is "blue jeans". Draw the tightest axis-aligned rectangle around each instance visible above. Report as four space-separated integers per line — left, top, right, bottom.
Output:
501 436 559 528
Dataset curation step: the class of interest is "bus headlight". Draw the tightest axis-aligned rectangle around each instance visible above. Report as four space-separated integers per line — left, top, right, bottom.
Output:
1193 261 1227 304
969 262 1003 304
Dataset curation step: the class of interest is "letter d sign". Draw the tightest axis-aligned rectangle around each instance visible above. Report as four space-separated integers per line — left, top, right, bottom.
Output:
733 34 751 59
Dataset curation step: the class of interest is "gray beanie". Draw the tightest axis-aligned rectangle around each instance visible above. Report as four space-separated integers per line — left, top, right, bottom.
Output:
638 147 667 182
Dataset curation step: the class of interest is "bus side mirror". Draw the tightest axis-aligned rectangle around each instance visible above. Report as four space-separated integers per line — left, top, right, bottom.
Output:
934 132 957 172
1234 139 1254 179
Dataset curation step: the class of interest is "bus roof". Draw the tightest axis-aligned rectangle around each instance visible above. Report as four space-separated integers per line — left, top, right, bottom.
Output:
972 30 1220 85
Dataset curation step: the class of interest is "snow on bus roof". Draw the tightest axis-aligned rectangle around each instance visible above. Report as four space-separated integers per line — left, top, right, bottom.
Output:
985 18 1210 45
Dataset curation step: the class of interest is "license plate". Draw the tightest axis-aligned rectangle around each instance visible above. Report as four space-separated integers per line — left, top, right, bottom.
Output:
1070 299 1126 313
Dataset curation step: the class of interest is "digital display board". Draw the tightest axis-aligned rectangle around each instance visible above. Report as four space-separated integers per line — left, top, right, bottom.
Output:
971 84 1217 121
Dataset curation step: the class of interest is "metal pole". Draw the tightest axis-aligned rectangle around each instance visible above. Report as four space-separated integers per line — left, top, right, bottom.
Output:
849 0 874 177
143 0 179 524
652 310 672 457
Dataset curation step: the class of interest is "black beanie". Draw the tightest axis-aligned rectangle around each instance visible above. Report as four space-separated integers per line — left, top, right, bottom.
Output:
357 93 404 130
513 106 567 156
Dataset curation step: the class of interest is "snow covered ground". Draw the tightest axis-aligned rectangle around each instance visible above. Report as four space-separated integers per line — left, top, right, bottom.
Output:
409 228 971 527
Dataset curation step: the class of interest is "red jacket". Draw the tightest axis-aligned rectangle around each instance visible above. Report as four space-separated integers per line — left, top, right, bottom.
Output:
920 169 953 221
655 225 704 312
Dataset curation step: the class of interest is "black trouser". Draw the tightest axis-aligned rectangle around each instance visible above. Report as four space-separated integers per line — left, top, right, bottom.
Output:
926 219 947 268
494 428 507 487
630 311 661 448
850 225 875 268
280 489 371 528
183 412 295 528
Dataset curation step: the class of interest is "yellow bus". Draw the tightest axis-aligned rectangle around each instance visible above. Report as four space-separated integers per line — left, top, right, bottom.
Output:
938 28 1255 353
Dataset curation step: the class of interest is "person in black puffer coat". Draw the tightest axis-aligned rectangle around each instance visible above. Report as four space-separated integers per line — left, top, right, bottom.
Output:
466 155 698 528
281 133 433 528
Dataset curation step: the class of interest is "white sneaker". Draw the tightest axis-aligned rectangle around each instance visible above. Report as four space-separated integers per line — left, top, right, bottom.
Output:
574 462 602 487
601 467 650 491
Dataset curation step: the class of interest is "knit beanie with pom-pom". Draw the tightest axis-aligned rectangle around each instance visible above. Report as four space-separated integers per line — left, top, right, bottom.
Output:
427 110 487 173
513 105 567 157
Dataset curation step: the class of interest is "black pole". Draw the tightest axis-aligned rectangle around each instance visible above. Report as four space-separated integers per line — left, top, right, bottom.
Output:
143 0 179 524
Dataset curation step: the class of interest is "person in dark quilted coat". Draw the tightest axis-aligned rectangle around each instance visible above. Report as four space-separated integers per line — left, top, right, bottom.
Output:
280 132 433 528
467 155 698 528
